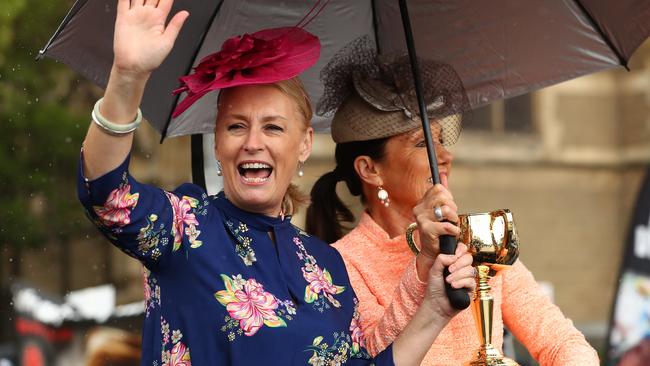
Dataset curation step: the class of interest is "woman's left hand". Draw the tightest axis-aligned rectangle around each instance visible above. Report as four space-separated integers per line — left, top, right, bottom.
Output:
422 243 476 320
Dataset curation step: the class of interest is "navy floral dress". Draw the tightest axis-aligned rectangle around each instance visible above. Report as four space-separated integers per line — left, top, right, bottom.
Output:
77 154 394 366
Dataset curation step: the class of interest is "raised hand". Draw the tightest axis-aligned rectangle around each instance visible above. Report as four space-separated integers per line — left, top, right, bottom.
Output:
113 0 189 77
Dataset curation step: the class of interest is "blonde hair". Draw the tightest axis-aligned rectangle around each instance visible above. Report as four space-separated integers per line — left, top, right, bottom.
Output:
272 77 312 216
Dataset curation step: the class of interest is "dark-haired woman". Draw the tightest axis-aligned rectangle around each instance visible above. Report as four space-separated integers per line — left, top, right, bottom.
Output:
307 52 599 365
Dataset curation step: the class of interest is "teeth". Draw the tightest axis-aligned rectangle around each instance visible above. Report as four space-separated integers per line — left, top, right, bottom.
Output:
242 176 270 183
240 162 271 169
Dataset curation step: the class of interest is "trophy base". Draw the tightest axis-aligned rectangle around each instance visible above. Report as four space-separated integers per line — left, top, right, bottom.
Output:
468 358 518 366
467 345 519 366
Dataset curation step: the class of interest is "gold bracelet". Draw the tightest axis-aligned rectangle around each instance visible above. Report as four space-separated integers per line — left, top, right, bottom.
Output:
405 222 420 255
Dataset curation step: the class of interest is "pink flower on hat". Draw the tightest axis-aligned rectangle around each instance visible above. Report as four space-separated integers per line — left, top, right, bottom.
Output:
172 27 320 117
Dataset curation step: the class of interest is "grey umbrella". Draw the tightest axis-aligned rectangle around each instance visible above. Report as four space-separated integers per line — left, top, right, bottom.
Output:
39 0 650 139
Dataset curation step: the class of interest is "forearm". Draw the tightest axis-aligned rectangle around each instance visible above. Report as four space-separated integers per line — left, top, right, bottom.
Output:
361 258 427 355
391 300 449 366
83 66 149 179
503 261 599 365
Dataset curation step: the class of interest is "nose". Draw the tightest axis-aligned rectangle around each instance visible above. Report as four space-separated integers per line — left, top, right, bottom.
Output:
437 144 453 167
243 128 264 153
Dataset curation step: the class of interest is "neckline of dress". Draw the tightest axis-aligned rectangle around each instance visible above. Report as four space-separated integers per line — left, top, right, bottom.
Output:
213 191 291 230
357 212 408 247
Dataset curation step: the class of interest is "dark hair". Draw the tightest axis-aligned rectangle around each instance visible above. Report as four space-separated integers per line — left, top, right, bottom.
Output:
306 138 388 243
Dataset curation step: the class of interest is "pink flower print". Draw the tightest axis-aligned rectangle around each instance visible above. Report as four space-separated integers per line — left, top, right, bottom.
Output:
303 265 345 307
165 193 200 251
166 341 191 366
94 184 139 227
217 277 286 336
349 316 365 353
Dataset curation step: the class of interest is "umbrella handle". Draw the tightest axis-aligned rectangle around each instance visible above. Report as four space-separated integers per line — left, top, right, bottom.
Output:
440 234 471 310
398 0 470 310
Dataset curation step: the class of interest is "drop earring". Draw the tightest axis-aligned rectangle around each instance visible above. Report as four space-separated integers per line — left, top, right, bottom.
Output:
297 161 304 177
377 186 390 207
216 160 223 176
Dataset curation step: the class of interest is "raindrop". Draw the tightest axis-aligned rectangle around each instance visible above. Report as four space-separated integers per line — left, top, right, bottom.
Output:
145 154 151 159
65 137 72 143
8 258 12 263
35 97 39 102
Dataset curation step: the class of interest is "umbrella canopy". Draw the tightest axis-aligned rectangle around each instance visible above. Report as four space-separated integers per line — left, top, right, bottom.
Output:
40 0 650 139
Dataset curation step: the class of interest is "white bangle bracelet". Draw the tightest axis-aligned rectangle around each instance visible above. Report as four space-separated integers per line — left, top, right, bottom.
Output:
91 97 142 135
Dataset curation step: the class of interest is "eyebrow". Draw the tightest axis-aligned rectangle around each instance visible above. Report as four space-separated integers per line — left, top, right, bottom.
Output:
405 128 442 142
227 114 288 122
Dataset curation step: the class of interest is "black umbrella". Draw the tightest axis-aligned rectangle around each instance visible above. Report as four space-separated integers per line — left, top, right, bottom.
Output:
39 1 650 138
39 0 650 308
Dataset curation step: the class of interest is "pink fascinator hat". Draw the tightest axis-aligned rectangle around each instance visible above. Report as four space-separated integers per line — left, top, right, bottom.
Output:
172 27 321 118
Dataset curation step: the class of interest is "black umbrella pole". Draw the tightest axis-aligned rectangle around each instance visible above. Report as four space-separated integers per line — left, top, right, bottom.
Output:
398 0 470 310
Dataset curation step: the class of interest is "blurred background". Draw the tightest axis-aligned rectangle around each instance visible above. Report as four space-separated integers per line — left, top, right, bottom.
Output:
2 0 650 365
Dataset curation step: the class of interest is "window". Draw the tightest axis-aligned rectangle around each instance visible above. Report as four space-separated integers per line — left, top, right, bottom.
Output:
465 94 534 134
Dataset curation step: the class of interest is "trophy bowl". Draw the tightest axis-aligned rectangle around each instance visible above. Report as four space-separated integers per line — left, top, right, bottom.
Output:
458 209 520 271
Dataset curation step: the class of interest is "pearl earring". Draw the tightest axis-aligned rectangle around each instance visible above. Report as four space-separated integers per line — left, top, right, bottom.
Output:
297 161 304 178
377 186 390 207
216 160 223 176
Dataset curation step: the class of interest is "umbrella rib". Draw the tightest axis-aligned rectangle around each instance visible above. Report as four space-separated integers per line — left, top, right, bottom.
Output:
36 0 89 61
370 0 381 53
159 0 226 143
572 0 630 70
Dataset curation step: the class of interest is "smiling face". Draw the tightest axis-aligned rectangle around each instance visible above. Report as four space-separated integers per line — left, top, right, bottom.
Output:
377 123 453 212
215 83 313 216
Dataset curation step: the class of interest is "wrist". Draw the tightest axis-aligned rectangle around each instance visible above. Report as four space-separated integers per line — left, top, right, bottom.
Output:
420 297 454 324
109 64 151 85
415 254 435 283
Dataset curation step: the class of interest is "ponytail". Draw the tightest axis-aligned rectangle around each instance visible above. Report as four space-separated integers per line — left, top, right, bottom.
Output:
306 171 354 244
306 138 388 243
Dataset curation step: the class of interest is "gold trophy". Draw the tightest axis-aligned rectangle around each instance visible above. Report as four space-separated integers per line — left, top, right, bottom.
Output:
406 209 520 366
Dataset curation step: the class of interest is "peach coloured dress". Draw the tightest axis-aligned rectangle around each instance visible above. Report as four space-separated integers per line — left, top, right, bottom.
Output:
333 213 599 366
